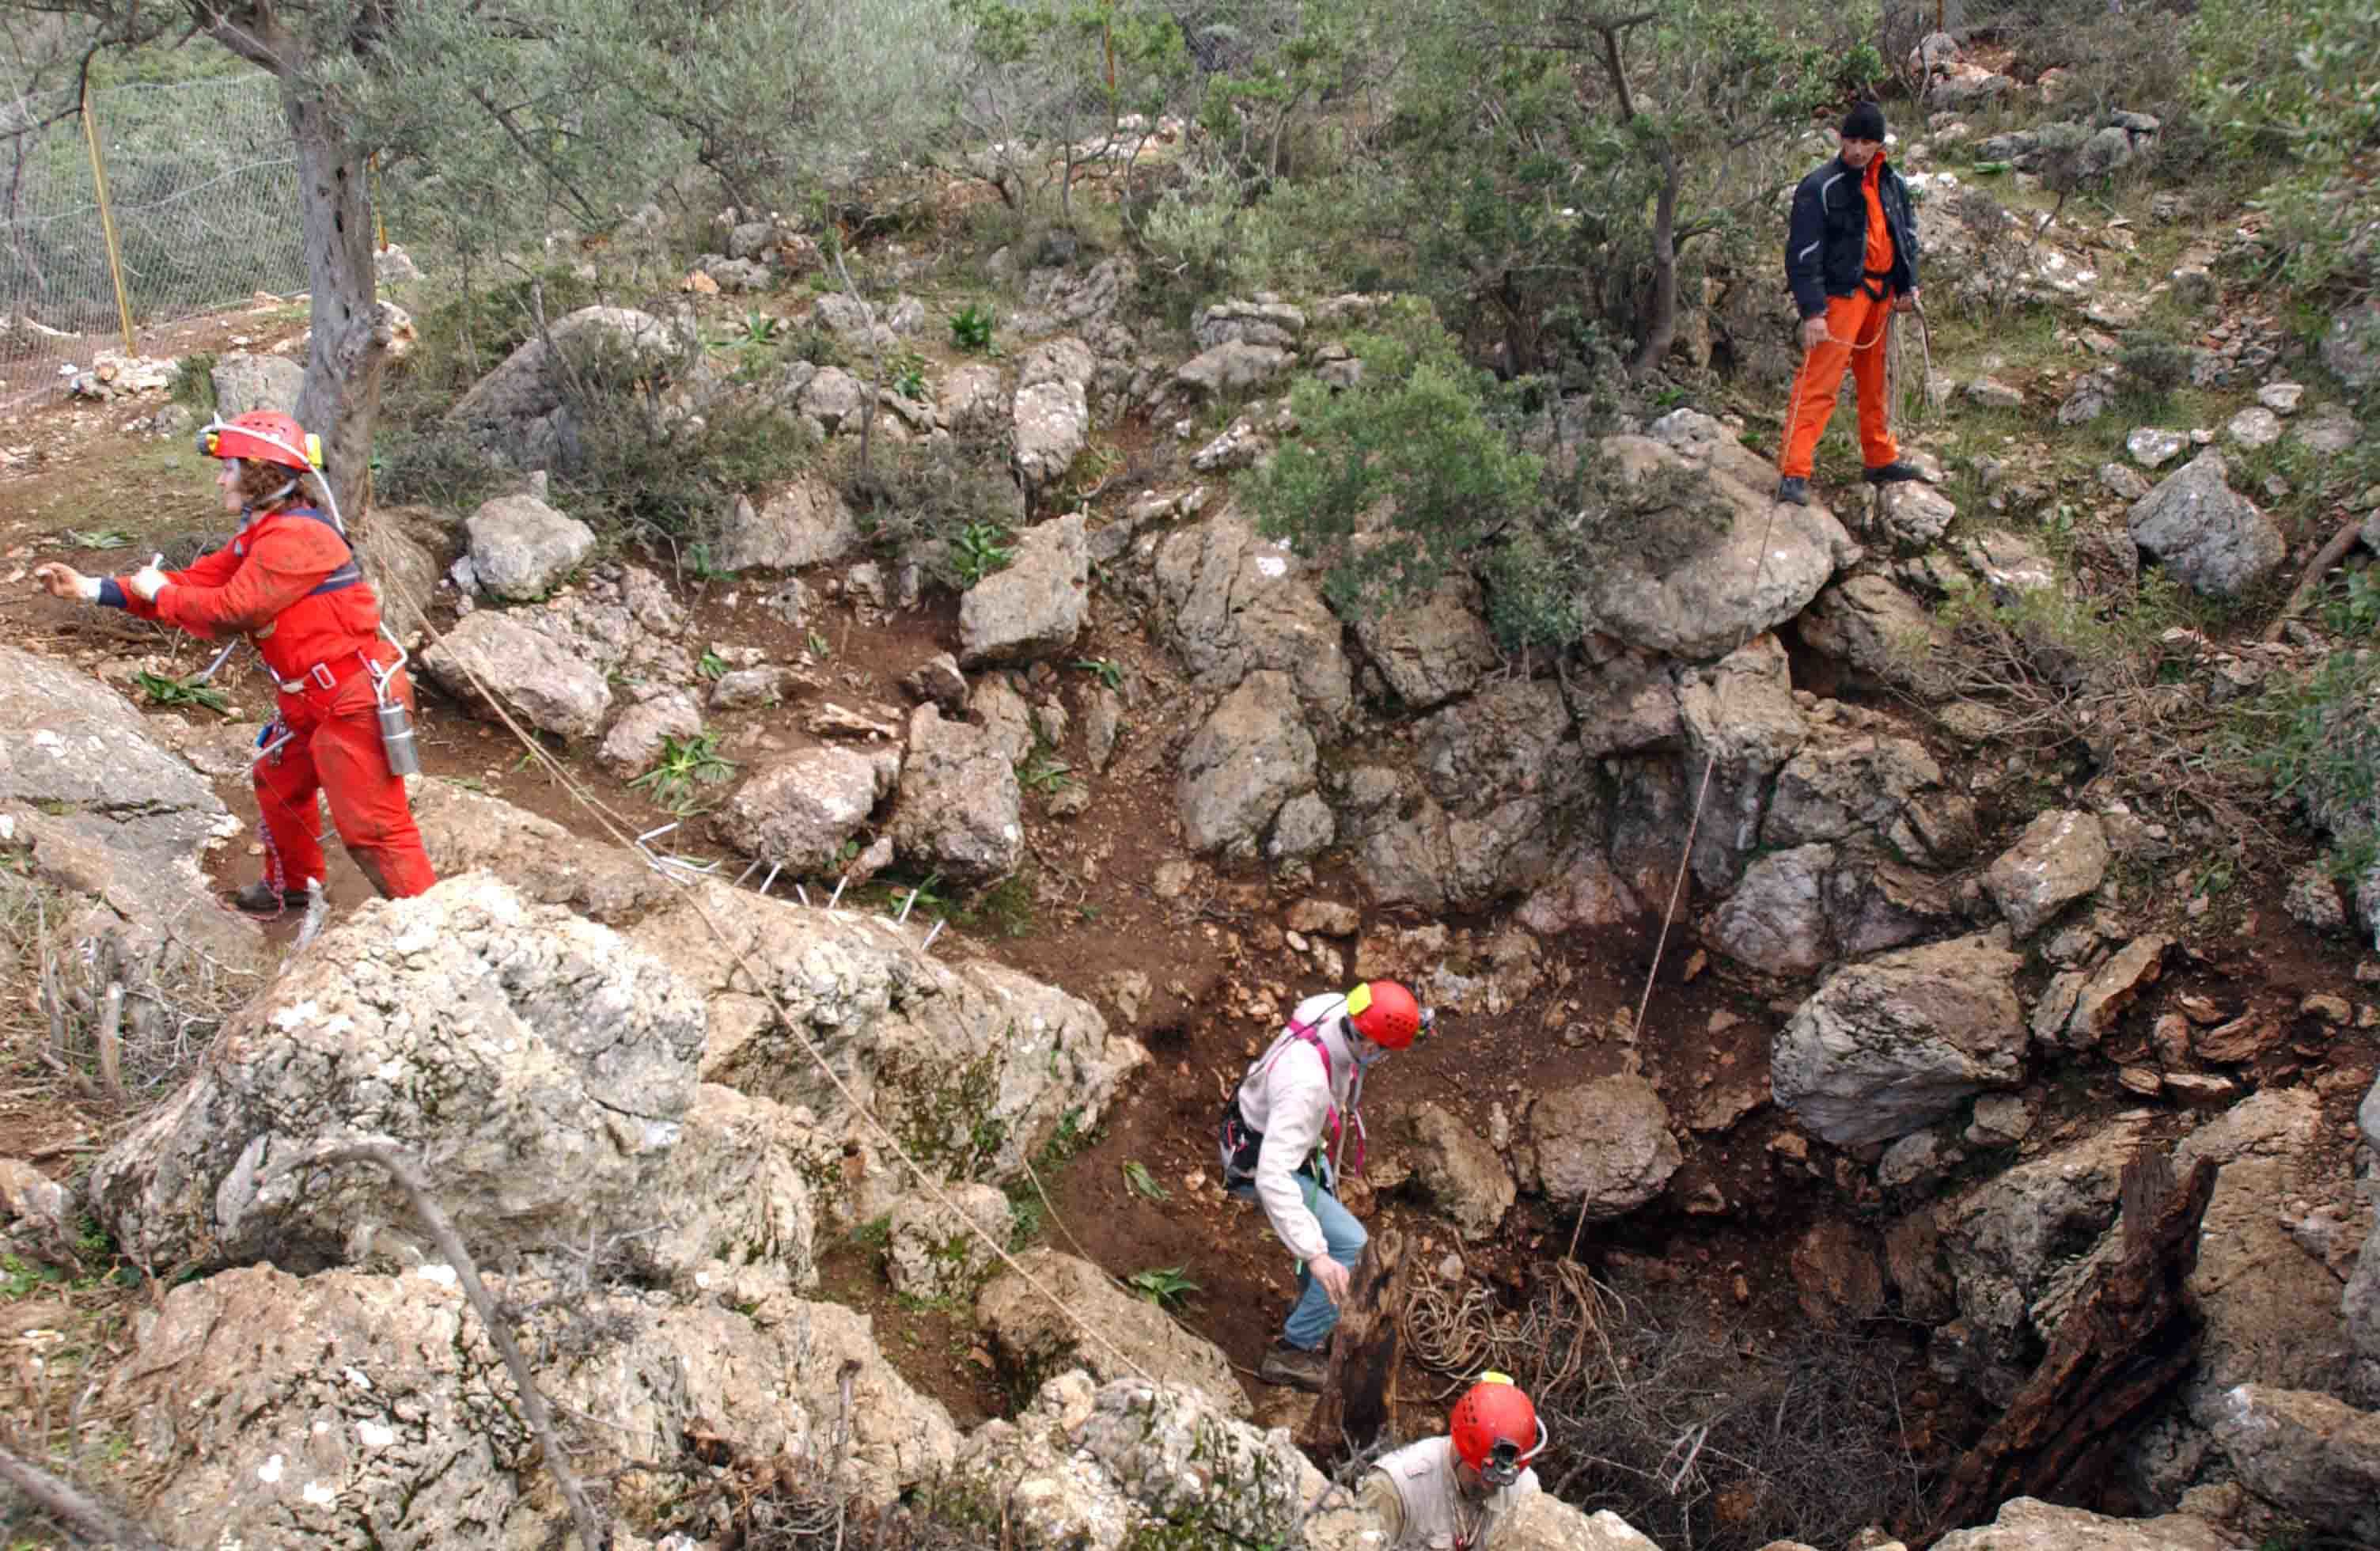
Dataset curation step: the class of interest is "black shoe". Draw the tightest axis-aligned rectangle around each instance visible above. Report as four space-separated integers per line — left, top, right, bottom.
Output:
1863 461 1927 486
229 881 306 916
1257 1341 1328 1392
1775 476 1810 506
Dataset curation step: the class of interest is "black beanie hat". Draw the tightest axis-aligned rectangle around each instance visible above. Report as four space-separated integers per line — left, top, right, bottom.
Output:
1841 101 1886 142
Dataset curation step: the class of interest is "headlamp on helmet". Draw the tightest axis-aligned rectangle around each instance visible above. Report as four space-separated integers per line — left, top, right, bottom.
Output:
1450 1375 1544 1488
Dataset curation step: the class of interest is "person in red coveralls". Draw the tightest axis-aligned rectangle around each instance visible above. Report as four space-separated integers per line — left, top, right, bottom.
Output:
33 409 435 911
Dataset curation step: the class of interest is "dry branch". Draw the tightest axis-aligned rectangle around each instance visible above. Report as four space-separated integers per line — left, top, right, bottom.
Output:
1301 1228 1407 1457
0 1439 176 1550
2263 514 2367 643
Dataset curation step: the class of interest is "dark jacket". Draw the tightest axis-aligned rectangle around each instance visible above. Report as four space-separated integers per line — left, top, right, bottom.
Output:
1784 154 1920 320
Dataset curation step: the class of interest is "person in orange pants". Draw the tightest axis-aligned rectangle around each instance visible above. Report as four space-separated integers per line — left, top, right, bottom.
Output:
1777 100 1927 506
33 410 436 910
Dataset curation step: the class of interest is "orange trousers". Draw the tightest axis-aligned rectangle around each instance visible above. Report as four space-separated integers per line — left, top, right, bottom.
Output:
254 666 436 901
1779 289 1899 480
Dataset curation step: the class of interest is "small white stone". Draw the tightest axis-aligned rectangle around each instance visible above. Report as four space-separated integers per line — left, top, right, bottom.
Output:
257 1453 286 1485
416 1264 457 1287
302 1481 336 1507
357 1420 396 1448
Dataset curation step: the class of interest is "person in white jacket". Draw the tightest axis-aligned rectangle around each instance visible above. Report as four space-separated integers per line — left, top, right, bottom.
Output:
1358 1375 1547 1549
1219 979 1427 1390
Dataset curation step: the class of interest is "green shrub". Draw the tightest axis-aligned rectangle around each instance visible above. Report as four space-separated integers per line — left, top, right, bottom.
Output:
2117 330 2194 399
168 351 218 411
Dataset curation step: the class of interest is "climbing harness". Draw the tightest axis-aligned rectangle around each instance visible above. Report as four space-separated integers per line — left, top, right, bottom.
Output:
1218 995 1366 1192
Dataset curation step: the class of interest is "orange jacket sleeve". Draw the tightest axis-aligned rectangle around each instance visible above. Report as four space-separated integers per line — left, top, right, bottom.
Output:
118 522 351 639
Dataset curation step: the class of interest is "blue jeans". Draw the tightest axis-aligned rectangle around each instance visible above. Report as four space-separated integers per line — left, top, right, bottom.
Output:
1231 1177 1367 1351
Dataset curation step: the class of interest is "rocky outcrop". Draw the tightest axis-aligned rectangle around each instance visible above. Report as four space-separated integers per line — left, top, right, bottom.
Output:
419 608 613 738
1013 336 1094 489
595 689 702 779
632 880 1145 1209
2203 1384 2380 1545
1772 932 2026 1145
1151 512 1352 720
977 1249 1248 1416
1575 411 1857 662
1525 1076 1681 1216
960 511 1090 666
1984 810 2111 938
109 1263 957 1545
885 1182 1012 1303
1799 573 1956 700
889 703 1025 885
2127 451 2286 597
449 305 683 468
210 351 304 419
462 493 593 601
714 745 899 874
407 778 673 925
1347 574 1499 710
1177 670 1318 859
1931 1497 2234 1551
714 476 864 572
1399 1101 1514 1242
1679 634 1806 887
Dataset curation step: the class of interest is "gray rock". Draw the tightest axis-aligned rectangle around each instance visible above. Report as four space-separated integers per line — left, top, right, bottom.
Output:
885 1184 1012 1303
463 493 593 601
1565 650 1685 756
1083 687 1124 772
1526 1075 1681 1216
2224 407 2282 449
1152 514 1353 721
1965 377 2025 410
2076 124 2136 178
1173 340 1293 400
407 779 671 925
419 609 612 738
2128 427 2188 468
710 664 802 711
1347 575 1499 710
89 878 714 1276
1013 336 1094 489
1400 1102 1514 1242
1799 575 1955 701
978 1248 1248 1415
2296 404 2362 456
1177 670 1317 859
449 306 681 469
715 477 863 572
1267 791 1336 861
2321 304 2380 392
1193 298 1306 349
1577 412 1857 662
1713 844 1835 976
2059 370 2118 426
1984 810 2110 938
2258 381 2305 414
796 366 868 430
209 351 304 419
937 362 1006 437
811 292 922 350
901 652 968 712
2128 451 2286 597
703 256 771 293
1763 734 1946 852
2203 1385 2380 1543
1773 932 2026 1145
959 512 1090 666
967 673 1036 767
715 745 896 874
2283 864 2349 932
596 689 702 779
890 704 1023 885
1420 678 1582 816
726 219 775 260
1878 480 1959 547
2101 462 2153 501
1932 1498 2233 1551
1681 634 1808 887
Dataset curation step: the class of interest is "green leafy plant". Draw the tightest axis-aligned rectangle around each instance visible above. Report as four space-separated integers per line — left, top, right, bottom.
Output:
806 630 832 659
697 650 731 680
1019 755 1076 794
627 730 739 813
2321 567 2380 637
63 527 135 549
135 669 231 715
1072 657 1124 690
952 520 1015 586
1121 1160 1170 1202
1127 1264 1199 1309
889 347 930 401
949 303 996 352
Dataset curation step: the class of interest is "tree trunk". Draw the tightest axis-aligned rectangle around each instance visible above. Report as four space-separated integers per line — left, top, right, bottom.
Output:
1628 140 1681 381
284 84 398 526
1299 1228 1407 1459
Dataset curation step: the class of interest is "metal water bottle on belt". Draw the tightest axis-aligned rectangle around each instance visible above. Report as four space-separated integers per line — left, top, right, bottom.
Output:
375 692 420 777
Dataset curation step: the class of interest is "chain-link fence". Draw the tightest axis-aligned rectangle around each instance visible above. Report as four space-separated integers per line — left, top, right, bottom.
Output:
0 74 309 407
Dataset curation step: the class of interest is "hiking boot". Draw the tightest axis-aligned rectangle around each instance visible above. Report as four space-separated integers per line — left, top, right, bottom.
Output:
1775 476 1809 506
228 881 306 916
1258 1341 1328 1392
1863 461 1927 486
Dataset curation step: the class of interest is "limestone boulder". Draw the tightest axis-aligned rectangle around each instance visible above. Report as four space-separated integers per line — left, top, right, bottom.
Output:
1173 340 1292 398
885 1182 1013 1303
1772 932 2026 1145
2128 450 2287 597
715 476 863 572
210 351 304 419
1152 512 1352 720
88 877 713 1278
978 1248 1248 1416
595 688 702 779
714 745 898 874
1798 574 1956 700
890 703 1025 885
462 493 593 601
1679 634 1808 887
2202 1385 2380 1544
1712 844 1834 976
407 779 673 925
1932 1498 2234 1551
1347 574 1499 710
1984 809 2111 938
418 609 612 739
1400 1101 1515 1242
449 305 682 468
1525 1076 1681 1216
960 511 1090 666
1014 336 1094 488
1177 670 1317 859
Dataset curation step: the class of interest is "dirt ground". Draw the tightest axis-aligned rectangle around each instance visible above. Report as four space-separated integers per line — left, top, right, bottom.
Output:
6 328 2378 1522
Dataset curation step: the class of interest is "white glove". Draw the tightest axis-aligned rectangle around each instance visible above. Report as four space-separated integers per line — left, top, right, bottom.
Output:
74 572 101 601
128 553 171 602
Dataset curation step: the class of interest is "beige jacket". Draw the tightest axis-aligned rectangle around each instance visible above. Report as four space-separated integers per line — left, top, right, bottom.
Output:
1232 991 1357 1264
1357 1436 1539 1549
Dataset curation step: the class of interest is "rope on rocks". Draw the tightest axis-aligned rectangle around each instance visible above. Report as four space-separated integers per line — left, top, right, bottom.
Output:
362 563 1162 1389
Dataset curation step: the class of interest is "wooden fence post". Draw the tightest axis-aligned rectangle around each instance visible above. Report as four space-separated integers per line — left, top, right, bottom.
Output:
78 81 138 358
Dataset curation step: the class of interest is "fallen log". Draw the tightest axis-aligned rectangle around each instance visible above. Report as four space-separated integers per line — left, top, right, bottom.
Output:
1921 1147 2219 1544
1301 1227 1408 1459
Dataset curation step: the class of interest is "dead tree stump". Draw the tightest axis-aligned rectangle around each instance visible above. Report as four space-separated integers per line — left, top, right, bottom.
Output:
1300 1228 1408 1459
1922 1147 2219 1544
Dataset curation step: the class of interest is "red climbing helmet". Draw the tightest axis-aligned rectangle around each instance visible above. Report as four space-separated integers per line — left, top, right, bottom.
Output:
196 410 320 472
1450 1375 1545 1488
1346 980 1422 1049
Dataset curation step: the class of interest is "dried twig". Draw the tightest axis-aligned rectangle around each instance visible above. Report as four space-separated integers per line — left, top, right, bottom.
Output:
0 1439 175 1550
2263 513 2367 643
263 1139 609 1551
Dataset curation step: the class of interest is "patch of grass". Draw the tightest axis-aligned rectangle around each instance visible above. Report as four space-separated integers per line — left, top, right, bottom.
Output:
61 526 135 549
627 730 739 813
167 351 217 412
959 867 1036 939
1072 657 1123 690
